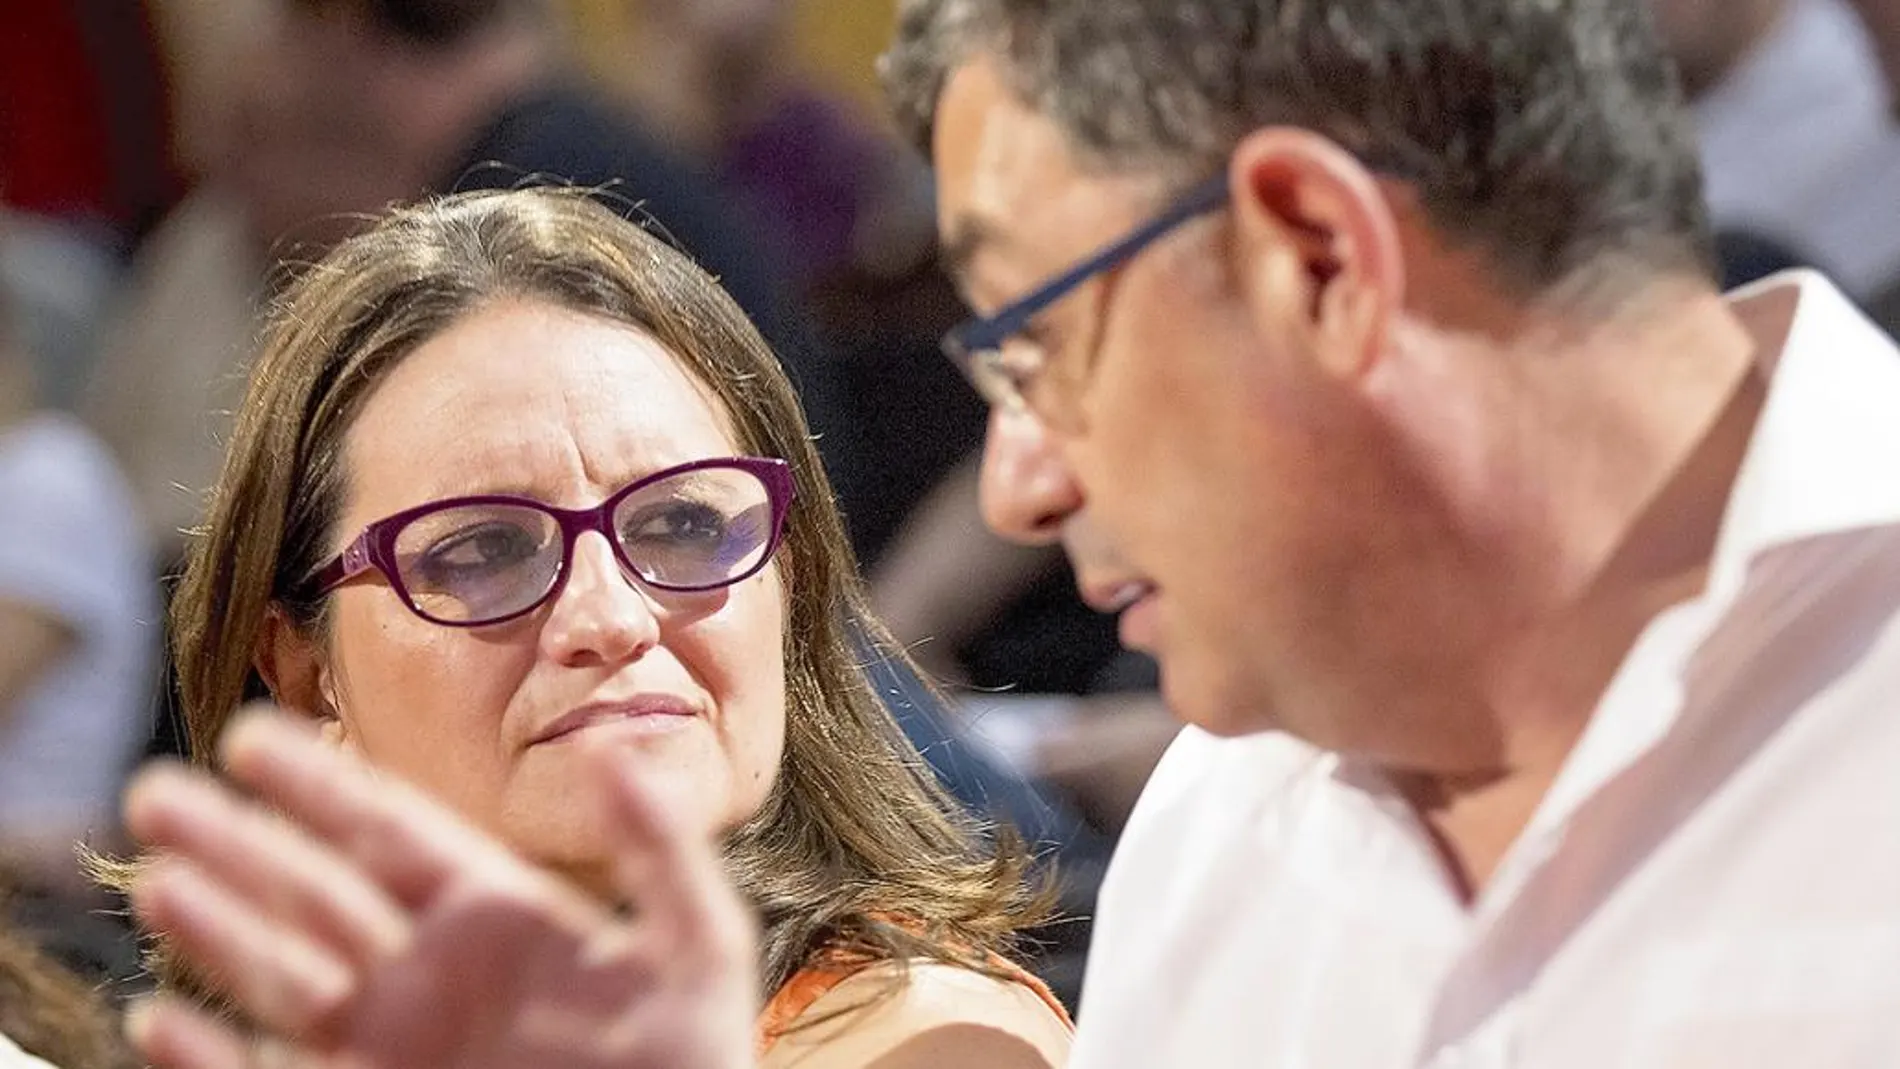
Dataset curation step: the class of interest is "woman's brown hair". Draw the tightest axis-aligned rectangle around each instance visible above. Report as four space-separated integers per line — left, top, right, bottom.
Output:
164 187 1046 998
0 907 131 1069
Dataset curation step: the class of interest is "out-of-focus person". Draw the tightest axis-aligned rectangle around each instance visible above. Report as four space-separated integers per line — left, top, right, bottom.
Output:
85 0 841 563
607 0 965 563
1658 0 1900 298
0 229 155 980
0 1 183 409
1843 0 1900 95
613 0 934 291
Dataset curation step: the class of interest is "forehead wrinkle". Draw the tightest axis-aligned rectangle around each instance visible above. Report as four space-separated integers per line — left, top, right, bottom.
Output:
341 303 741 521
560 345 747 497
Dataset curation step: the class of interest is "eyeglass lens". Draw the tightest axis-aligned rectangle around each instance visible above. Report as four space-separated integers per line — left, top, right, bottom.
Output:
390 465 777 625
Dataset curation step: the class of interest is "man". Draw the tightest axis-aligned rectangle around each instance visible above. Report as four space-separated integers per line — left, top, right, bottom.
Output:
882 0 1900 1063
117 1 1900 1067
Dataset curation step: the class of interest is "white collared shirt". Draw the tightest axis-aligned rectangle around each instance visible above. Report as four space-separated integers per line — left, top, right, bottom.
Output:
1070 271 1900 1068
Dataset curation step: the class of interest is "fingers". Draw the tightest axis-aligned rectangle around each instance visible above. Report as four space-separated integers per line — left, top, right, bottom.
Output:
124 764 411 972
215 709 514 908
593 747 753 961
130 997 322 1069
129 858 353 1038
129 996 254 1069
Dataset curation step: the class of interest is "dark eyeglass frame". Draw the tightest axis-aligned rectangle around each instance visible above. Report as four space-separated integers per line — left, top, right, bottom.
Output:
940 174 1232 411
307 456 796 628
941 156 1422 413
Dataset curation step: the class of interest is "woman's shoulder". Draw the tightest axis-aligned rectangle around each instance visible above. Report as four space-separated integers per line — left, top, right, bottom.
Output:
760 958 1072 1069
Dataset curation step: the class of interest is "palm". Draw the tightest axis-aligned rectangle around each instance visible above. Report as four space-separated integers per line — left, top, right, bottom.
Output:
123 713 759 1069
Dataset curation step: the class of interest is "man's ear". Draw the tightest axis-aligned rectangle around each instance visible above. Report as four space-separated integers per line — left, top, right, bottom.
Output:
254 603 336 725
1226 126 1406 383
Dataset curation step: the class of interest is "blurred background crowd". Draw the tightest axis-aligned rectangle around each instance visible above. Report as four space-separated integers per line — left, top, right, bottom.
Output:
5 0 1900 1029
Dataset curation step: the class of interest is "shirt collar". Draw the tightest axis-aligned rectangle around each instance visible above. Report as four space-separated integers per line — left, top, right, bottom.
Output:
1710 268 1900 595
1475 269 1900 909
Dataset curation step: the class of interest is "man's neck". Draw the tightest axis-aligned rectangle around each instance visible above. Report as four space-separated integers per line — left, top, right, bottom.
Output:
1395 281 1769 900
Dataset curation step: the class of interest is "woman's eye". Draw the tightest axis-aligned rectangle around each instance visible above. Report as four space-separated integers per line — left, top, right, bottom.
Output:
624 503 728 546
422 523 540 574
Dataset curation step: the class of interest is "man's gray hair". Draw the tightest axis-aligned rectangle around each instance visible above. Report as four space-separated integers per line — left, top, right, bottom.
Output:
882 0 1714 293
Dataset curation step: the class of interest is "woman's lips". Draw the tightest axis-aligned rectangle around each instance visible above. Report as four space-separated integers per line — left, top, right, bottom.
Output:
531 696 699 745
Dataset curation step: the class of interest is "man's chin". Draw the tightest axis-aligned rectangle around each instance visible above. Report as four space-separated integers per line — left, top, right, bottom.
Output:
1158 664 1280 739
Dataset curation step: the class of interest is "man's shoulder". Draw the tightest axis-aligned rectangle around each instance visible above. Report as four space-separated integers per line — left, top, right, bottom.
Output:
1104 727 1325 892
1129 727 1323 822
1074 729 1336 1064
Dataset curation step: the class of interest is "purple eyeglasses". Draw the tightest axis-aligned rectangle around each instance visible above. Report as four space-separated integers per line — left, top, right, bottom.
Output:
309 456 795 627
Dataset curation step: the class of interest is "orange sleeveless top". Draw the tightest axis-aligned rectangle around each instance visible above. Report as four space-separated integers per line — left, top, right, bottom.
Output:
754 954 1073 1056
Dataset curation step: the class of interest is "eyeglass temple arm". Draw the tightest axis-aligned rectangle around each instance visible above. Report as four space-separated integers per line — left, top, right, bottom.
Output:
956 174 1234 353
309 533 377 595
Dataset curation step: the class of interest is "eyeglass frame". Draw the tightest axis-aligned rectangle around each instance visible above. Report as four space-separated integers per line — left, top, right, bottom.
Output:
306 455 796 628
940 154 1422 414
939 174 1232 413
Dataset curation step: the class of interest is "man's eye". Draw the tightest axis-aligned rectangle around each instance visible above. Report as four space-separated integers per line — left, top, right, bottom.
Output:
1018 320 1060 354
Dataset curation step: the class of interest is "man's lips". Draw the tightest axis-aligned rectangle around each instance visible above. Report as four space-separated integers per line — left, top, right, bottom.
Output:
530 696 700 745
1078 579 1163 650
1117 591 1160 651
1079 579 1156 615
1076 576 1164 652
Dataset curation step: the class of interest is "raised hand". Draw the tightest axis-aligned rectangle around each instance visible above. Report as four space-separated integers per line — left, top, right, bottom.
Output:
122 709 760 1069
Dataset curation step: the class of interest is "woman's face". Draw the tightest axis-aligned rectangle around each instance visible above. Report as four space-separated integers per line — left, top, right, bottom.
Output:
307 298 787 892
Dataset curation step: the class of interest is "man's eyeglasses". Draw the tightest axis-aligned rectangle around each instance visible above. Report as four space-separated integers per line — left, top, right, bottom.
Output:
308 456 795 627
940 174 1231 416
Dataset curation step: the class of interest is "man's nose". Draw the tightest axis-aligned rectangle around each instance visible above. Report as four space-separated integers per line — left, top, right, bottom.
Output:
978 406 1084 545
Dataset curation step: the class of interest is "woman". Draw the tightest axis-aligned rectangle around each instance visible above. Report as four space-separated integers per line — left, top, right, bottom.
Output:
125 187 1071 1066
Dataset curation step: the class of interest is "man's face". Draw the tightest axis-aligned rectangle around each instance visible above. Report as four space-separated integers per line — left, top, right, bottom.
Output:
930 59 1439 742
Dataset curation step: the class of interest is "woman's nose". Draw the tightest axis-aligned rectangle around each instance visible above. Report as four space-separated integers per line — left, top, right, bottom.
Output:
539 532 661 667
